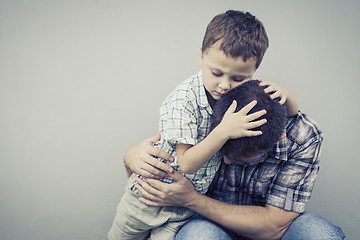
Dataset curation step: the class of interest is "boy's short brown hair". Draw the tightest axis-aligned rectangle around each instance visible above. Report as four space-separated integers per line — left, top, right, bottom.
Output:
202 10 269 69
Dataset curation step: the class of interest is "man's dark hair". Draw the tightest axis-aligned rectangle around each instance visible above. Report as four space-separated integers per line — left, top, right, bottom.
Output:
202 10 269 69
211 80 287 158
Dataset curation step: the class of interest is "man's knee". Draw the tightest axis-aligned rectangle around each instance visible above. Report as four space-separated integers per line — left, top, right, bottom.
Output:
282 212 345 240
174 216 235 240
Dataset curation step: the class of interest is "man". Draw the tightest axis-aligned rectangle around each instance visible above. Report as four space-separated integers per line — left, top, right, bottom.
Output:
123 82 345 239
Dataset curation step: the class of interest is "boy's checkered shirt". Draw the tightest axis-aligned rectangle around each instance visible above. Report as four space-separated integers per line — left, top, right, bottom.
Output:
155 71 222 194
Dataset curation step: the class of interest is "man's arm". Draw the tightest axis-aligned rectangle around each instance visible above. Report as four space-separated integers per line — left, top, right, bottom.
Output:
136 170 299 240
124 132 174 178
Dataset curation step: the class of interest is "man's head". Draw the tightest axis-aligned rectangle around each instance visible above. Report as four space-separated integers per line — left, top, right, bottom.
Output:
199 10 269 102
211 80 287 164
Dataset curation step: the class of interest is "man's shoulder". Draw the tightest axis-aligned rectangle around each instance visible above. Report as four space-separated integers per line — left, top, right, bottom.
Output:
285 110 323 145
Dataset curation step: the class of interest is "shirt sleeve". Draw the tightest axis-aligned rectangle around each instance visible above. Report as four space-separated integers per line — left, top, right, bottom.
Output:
266 116 323 213
160 87 201 147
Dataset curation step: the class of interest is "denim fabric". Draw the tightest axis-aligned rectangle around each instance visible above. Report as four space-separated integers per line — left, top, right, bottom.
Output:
174 212 345 240
282 212 345 240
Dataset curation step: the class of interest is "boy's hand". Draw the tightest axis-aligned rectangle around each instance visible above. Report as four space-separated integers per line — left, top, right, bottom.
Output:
259 80 299 116
217 100 267 140
124 132 174 179
259 80 289 105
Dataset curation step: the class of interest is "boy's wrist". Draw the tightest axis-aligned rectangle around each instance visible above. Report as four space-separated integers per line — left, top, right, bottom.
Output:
212 124 231 141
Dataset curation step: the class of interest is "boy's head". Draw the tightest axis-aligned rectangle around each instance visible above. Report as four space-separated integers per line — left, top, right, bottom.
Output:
200 10 269 102
202 10 269 69
211 80 287 164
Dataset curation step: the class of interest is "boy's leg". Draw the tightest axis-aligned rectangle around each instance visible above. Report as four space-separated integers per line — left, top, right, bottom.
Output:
108 190 150 240
174 215 237 240
150 207 196 240
108 174 171 240
282 212 345 240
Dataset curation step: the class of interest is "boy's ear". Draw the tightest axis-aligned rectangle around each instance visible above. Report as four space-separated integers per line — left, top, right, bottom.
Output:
198 47 204 67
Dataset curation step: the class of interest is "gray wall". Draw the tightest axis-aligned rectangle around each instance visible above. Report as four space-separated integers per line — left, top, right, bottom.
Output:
0 0 359 239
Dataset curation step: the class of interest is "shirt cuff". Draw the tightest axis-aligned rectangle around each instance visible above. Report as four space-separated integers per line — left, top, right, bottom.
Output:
267 190 307 213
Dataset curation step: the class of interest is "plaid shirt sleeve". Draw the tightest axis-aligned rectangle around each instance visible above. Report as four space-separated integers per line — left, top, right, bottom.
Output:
266 111 323 213
160 75 211 147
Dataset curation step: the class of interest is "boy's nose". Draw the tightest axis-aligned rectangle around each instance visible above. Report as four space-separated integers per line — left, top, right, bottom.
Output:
219 79 231 91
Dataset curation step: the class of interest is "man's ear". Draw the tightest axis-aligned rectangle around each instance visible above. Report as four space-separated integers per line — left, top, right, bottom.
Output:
279 133 285 140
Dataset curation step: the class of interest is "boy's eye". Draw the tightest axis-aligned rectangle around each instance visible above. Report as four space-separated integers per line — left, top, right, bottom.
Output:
232 77 247 82
212 71 222 77
233 78 245 82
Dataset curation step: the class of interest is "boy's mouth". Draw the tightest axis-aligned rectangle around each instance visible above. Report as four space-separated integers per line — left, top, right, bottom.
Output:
214 91 225 96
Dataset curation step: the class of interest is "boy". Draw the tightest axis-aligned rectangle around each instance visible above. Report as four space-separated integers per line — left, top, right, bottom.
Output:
108 10 298 240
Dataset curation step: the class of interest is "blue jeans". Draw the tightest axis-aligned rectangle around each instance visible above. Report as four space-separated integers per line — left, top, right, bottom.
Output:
174 212 345 240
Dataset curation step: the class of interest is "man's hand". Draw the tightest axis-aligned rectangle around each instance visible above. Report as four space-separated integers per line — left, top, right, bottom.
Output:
135 169 198 207
124 132 174 179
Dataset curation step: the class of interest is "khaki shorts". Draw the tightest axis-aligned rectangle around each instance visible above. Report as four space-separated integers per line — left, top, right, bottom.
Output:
108 174 196 240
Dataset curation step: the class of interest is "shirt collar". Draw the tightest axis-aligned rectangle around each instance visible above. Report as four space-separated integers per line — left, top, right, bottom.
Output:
269 130 288 161
195 71 211 109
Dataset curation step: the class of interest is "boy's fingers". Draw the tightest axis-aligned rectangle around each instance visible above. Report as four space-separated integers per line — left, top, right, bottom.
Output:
246 109 267 121
240 100 257 115
225 100 237 115
245 130 263 136
279 98 286 105
263 86 276 94
247 119 267 129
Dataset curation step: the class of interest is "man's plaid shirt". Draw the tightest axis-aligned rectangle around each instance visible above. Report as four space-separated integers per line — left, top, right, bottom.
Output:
207 111 323 213
156 71 222 194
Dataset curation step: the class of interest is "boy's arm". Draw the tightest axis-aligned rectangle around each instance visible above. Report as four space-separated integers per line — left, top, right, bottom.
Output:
136 170 299 240
283 90 298 117
176 100 267 174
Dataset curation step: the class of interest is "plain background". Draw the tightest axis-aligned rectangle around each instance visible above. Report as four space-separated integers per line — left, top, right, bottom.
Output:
0 0 359 239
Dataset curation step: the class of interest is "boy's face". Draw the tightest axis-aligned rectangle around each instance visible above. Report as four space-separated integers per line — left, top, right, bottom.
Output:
200 41 257 101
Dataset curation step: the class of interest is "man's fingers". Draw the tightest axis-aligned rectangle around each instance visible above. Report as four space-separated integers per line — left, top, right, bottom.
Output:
166 168 187 182
148 146 174 163
138 167 167 179
147 131 162 145
144 161 172 178
136 177 163 199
